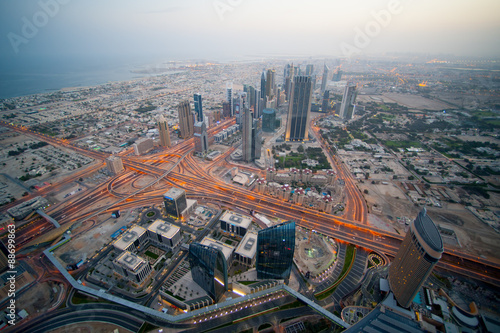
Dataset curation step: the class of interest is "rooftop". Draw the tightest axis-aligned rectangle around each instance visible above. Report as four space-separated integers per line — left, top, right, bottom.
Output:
234 231 258 259
200 236 235 262
164 188 185 200
148 219 180 239
220 210 252 229
414 208 443 253
116 251 147 272
114 225 147 251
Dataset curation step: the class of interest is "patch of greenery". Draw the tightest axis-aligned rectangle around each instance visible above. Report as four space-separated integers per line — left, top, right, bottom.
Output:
145 250 159 259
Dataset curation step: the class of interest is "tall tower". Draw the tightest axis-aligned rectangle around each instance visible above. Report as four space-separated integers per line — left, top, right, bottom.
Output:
322 90 330 113
265 69 276 101
340 84 357 120
260 71 266 99
226 82 234 117
158 115 171 148
189 243 228 302
256 220 296 280
242 107 253 162
285 75 313 141
193 93 204 122
321 64 330 94
194 121 208 156
305 64 314 76
178 100 194 139
389 208 444 308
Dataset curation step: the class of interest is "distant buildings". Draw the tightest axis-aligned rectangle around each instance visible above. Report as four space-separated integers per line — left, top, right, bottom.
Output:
256 220 296 280
285 75 313 141
322 90 330 113
163 188 187 218
262 108 276 132
133 138 154 155
157 115 171 148
193 93 204 123
178 100 194 139
305 64 314 76
332 68 342 82
389 208 443 308
321 64 329 94
340 84 357 120
194 121 208 156
189 243 228 302
106 155 124 175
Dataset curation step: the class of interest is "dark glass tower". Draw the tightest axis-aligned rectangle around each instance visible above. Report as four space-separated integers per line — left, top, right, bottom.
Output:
256 220 296 280
189 243 228 302
193 93 203 122
163 188 187 218
389 208 443 308
262 108 276 132
285 76 312 141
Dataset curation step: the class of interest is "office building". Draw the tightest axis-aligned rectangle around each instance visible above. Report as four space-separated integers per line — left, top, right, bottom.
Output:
234 231 258 267
106 155 124 175
113 226 148 253
158 115 171 148
262 108 276 132
147 219 182 249
220 210 252 237
178 100 194 139
200 236 235 267
322 90 330 113
340 84 357 120
226 82 233 117
265 69 276 101
332 69 342 81
194 121 208 156
133 138 154 155
389 208 443 308
305 64 314 76
222 101 231 119
113 251 152 284
241 107 261 162
189 243 228 302
285 76 313 141
260 71 266 99
321 64 330 93
193 93 204 122
163 188 187 218
256 220 296 280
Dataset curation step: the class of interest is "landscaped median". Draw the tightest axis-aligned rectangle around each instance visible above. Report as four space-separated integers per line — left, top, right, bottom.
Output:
314 244 357 301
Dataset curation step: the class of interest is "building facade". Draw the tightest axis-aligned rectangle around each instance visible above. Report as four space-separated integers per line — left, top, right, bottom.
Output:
163 188 187 218
106 155 124 175
193 93 204 122
189 243 228 302
158 115 171 148
340 84 357 120
256 220 296 280
262 108 276 132
113 251 152 284
178 100 194 139
147 219 182 249
194 121 208 156
321 64 330 93
388 208 444 308
133 138 154 156
285 76 313 141
220 210 252 237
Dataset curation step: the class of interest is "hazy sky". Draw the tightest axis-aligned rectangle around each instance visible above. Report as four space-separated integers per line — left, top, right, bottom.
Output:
1 0 499 62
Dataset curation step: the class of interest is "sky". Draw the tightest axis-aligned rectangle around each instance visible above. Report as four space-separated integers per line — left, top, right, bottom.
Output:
1 0 499 64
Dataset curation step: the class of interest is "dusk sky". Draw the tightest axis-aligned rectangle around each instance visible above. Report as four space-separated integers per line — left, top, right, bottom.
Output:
1 0 499 62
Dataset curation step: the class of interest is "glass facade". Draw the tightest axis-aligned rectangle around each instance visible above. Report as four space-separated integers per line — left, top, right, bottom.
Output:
256 220 296 280
285 76 312 141
163 191 187 218
189 243 228 302
262 108 276 132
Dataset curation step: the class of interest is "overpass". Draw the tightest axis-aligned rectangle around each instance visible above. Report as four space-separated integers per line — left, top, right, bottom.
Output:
36 209 60 228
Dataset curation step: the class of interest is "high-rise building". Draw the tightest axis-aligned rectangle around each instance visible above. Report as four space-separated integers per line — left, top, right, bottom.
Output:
321 90 330 113
106 155 124 175
256 220 296 280
163 188 187 218
242 107 262 162
260 71 266 99
262 108 276 132
178 100 194 139
158 115 171 148
226 82 234 117
193 93 204 123
285 75 313 141
332 69 342 81
389 208 443 308
194 121 208 156
189 243 228 302
133 138 154 155
321 64 330 94
113 251 152 284
265 69 276 101
222 101 231 119
305 64 314 76
340 84 357 120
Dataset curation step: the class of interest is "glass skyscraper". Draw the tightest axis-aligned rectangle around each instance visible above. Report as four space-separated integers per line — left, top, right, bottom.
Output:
163 188 187 218
193 93 203 122
285 76 313 141
262 108 276 132
256 220 296 280
189 243 228 302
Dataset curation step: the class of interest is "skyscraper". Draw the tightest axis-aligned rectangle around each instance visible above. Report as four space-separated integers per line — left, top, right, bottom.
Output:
106 155 124 175
262 108 276 132
242 107 262 162
340 84 357 120
158 115 171 148
193 93 204 122
285 75 313 141
389 208 443 308
260 71 266 99
305 64 314 76
194 121 208 156
226 82 234 117
265 69 276 101
321 90 330 113
321 64 330 94
189 243 228 302
222 101 231 119
178 100 194 139
163 188 187 218
256 220 295 280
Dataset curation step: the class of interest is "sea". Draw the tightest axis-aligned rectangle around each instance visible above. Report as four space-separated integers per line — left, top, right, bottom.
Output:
0 54 165 100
